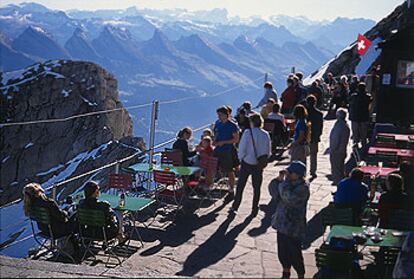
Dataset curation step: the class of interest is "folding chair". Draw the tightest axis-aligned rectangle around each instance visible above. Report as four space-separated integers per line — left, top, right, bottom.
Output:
376 134 396 148
315 245 355 278
373 150 399 167
153 170 186 220
108 173 133 195
29 206 75 263
321 204 354 240
77 208 121 266
379 247 401 278
161 149 183 166
387 209 414 231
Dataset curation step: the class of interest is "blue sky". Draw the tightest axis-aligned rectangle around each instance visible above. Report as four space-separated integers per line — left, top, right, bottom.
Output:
2 0 405 21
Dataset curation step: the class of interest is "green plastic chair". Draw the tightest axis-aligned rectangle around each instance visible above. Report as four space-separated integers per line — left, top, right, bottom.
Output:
77 208 121 266
315 245 355 277
322 205 354 227
29 206 75 263
387 209 414 231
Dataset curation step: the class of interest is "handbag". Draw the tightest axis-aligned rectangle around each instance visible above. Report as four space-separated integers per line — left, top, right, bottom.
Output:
249 128 268 170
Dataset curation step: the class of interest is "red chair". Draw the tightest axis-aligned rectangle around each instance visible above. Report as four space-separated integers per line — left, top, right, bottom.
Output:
161 150 183 166
153 170 185 218
108 173 133 194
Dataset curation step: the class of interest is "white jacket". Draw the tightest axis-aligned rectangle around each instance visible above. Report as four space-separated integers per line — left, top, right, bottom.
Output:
238 128 271 165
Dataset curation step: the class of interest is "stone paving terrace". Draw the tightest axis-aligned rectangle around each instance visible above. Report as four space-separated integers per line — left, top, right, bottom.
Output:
1 118 341 278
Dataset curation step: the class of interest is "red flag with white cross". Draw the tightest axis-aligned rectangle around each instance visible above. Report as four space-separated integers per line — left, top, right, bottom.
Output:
356 33 372 56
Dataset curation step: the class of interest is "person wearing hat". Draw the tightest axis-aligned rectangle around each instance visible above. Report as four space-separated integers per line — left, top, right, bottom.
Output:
257 81 278 108
269 161 310 279
329 108 351 185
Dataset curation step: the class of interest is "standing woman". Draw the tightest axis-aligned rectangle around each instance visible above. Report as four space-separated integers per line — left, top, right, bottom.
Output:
173 127 197 166
230 113 271 216
289 105 309 165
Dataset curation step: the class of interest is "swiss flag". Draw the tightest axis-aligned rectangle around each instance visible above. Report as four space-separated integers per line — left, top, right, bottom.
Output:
356 33 372 56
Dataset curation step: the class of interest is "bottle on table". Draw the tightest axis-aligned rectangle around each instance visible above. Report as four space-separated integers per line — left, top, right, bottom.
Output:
119 191 125 208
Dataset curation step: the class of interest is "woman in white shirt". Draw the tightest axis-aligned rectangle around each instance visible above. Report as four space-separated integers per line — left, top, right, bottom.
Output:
230 113 271 216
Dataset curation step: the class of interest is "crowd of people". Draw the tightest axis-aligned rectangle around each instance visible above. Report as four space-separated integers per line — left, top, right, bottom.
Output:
22 68 412 278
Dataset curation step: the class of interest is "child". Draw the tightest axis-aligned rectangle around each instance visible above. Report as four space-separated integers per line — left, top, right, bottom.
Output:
197 136 214 157
196 136 215 188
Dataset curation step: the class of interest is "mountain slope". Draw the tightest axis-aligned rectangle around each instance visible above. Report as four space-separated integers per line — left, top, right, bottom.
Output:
11 26 70 60
305 2 414 83
0 60 144 205
64 28 101 61
0 33 35 71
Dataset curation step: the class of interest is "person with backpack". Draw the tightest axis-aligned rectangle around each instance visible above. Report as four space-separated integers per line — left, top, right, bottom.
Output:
306 95 323 178
230 113 271 216
289 105 309 166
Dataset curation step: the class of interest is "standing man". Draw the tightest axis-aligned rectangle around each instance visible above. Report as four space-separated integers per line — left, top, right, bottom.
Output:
306 95 323 178
269 161 310 279
213 106 240 197
257 81 278 108
349 82 372 150
231 113 271 216
329 108 351 185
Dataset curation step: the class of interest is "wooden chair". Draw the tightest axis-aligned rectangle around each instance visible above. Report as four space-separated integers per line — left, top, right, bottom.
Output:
29 206 75 263
77 208 121 266
161 149 183 166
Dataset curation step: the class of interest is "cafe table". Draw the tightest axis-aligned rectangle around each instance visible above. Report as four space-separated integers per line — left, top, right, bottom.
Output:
327 225 407 248
70 192 155 243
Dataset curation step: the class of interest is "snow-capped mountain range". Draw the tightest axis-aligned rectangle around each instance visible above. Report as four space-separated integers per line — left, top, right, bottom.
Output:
0 2 376 141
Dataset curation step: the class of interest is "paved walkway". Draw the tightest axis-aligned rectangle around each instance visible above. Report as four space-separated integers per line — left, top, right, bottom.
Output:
120 118 340 278
1 118 343 278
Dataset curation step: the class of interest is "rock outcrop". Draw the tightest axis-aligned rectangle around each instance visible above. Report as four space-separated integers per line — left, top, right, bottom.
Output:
0 60 144 204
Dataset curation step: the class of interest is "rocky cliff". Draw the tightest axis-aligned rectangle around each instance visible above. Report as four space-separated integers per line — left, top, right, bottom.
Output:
0 60 144 204
305 1 414 81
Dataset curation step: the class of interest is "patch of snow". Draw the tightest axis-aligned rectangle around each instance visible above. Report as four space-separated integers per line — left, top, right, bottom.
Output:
10 181 18 186
61 89 71 97
304 42 357 85
31 26 46 34
119 90 133 96
86 85 95 90
1 69 26 86
41 141 113 189
80 95 98 106
24 142 33 149
355 37 382 75
103 20 132 26
36 164 65 176
1 155 10 164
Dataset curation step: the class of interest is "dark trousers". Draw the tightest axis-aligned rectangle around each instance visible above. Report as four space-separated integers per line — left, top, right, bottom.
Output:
232 161 263 211
277 232 305 276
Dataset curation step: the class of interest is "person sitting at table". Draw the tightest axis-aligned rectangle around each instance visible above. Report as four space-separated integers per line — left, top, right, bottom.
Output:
260 98 276 120
78 181 124 242
333 168 374 217
23 183 76 238
267 103 286 124
201 128 213 140
399 161 414 209
173 127 197 166
378 174 409 228
196 136 215 187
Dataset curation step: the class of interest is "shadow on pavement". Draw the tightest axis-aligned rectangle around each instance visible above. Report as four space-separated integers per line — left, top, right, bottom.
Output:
176 213 255 276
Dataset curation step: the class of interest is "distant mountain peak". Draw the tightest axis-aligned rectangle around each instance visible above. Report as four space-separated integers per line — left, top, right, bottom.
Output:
103 25 133 41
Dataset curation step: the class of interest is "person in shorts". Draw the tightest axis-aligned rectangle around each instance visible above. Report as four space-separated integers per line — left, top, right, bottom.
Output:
213 106 240 196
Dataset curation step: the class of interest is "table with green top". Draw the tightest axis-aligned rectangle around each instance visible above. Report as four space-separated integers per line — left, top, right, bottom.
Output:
71 192 155 212
126 163 201 176
327 225 407 248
